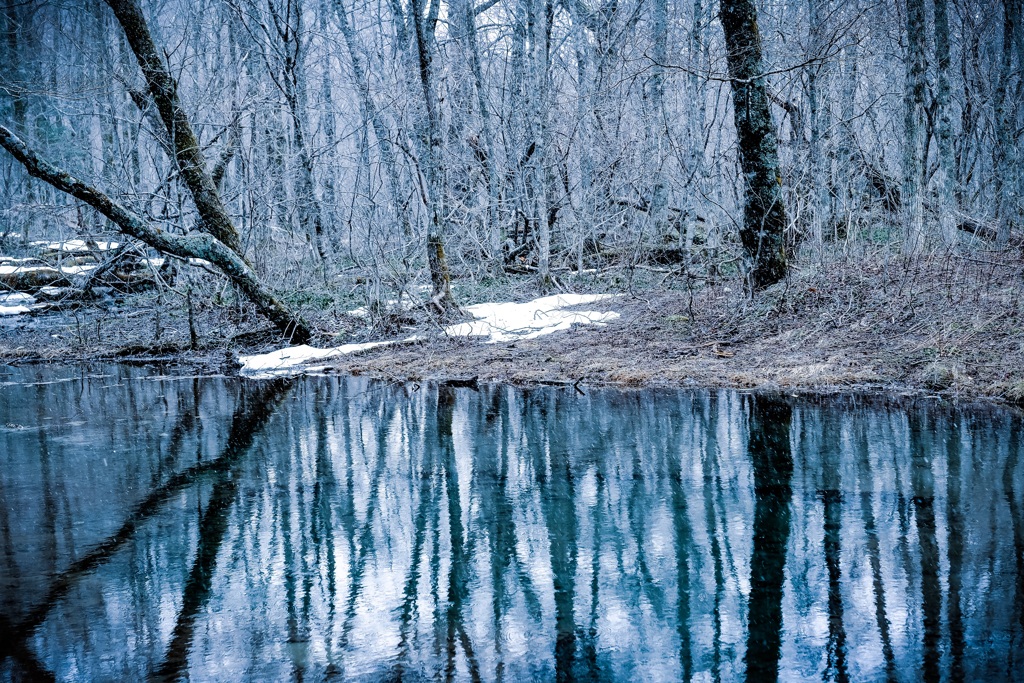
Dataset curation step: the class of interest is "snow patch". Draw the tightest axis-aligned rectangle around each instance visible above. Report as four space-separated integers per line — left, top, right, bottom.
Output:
239 340 404 376
0 292 36 306
0 264 96 276
0 292 45 316
33 239 119 252
444 293 619 343
239 293 619 377
0 304 31 316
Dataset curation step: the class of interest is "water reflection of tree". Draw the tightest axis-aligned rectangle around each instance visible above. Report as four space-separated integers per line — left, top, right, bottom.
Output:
852 417 897 681
0 377 292 681
819 412 848 683
910 412 941 683
743 396 793 683
5 373 1024 681
1004 417 1024 677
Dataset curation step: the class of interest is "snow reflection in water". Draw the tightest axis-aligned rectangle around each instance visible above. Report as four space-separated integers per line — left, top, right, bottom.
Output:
0 364 1021 682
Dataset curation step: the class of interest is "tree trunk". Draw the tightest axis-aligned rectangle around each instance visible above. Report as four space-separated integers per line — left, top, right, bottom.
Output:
933 0 958 245
684 0 709 260
456 0 502 272
903 0 927 252
330 0 414 243
408 0 458 311
0 126 311 343
836 0 859 229
265 0 330 268
720 0 789 290
532 0 554 291
995 0 1021 244
807 0 831 245
647 0 670 238
104 0 244 255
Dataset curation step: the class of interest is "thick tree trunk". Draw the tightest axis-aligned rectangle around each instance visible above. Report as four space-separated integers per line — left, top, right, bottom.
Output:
720 0 789 290
0 126 312 343
104 0 243 255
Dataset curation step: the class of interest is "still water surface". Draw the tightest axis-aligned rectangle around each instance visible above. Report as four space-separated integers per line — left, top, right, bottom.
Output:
0 365 1022 682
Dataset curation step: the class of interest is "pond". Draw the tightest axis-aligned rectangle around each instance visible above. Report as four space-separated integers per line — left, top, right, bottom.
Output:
0 365 1021 682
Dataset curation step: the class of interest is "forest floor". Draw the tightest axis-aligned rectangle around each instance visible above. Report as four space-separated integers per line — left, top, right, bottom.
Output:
2 248 1023 404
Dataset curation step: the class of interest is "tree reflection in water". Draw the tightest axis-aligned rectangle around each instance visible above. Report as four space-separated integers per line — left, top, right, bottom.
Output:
0 366 1022 681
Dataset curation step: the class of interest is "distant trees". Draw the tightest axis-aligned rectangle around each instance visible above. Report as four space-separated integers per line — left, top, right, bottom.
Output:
2 0 1023 329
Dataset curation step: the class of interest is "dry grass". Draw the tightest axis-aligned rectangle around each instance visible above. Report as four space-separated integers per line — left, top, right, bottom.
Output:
3 249 1023 403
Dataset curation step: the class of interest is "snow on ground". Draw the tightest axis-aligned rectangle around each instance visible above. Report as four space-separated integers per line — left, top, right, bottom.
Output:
239 340 403 376
0 264 97 276
443 293 619 343
0 304 31 316
0 292 37 316
239 293 620 376
0 293 36 305
32 239 119 252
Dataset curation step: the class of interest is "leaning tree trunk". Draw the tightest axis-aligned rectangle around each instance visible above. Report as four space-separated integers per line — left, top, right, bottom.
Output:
104 0 243 255
96 0 310 340
720 0 788 290
0 126 312 342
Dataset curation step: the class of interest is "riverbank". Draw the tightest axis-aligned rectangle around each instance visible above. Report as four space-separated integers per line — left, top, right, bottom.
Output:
2 251 1023 403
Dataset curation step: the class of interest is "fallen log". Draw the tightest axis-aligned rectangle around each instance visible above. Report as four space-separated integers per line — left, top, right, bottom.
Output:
0 264 72 291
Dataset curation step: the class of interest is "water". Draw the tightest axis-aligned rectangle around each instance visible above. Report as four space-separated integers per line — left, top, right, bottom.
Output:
0 365 1022 682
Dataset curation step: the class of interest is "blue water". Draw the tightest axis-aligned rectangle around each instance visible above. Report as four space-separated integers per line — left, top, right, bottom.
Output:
0 364 1022 682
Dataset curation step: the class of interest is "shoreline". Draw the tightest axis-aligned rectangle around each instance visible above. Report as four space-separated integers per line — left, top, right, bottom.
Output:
2 312 1021 413
3 256 1023 408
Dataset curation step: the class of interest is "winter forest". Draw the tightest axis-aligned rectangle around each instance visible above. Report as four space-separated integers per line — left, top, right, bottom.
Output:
7 3 1024 681
1 0 1019 345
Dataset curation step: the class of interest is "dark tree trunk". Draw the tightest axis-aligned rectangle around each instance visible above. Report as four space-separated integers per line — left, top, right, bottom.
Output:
744 395 793 683
719 0 788 290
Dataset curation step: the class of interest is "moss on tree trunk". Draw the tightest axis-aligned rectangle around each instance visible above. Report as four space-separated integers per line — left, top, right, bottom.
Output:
720 0 788 290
